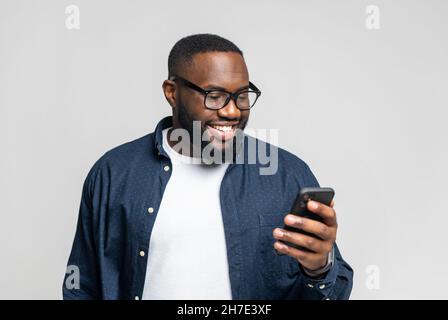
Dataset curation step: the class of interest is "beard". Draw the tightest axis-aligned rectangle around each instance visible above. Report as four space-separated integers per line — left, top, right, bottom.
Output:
175 103 248 165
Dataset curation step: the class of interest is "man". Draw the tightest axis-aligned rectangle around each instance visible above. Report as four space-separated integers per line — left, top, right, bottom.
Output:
63 34 353 300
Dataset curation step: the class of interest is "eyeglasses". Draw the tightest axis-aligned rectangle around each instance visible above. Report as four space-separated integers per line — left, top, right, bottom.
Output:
169 75 261 110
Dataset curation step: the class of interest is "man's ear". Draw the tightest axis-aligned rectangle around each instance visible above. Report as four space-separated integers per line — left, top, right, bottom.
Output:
162 79 177 108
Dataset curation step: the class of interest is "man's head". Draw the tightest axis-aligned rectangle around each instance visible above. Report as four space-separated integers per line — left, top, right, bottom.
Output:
162 34 259 162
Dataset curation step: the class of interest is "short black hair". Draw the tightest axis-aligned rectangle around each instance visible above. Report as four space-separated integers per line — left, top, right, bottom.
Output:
168 33 243 78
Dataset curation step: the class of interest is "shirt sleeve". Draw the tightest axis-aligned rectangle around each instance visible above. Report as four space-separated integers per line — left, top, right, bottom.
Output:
294 160 354 300
62 158 103 300
297 243 354 300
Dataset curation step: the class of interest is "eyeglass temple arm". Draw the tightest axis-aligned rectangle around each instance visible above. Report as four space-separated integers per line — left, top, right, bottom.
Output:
169 76 206 94
249 81 261 93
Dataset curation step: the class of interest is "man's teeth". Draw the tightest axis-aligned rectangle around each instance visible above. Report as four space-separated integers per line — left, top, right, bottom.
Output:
210 125 234 132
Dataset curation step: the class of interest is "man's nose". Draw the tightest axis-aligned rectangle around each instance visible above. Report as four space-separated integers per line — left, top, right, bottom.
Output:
218 97 241 119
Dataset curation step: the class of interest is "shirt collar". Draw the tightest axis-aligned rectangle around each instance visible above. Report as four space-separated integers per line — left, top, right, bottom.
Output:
153 115 173 158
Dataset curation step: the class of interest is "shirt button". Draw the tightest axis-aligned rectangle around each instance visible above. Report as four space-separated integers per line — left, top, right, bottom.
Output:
135 296 139 300
319 284 326 290
147 207 154 214
163 165 170 172
307 284 314 288
139 251 145 257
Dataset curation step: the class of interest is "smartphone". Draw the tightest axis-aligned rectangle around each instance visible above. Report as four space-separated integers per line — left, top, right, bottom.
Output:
282 187 335 251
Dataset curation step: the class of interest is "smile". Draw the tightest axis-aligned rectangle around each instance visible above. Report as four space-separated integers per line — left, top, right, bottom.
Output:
206 124 237 141
209 124 235 132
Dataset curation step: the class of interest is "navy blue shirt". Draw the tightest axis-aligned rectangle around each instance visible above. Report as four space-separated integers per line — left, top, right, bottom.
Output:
63 116 353 300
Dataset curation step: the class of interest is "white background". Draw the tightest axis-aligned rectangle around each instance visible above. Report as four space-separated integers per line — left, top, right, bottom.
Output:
1 0 447 299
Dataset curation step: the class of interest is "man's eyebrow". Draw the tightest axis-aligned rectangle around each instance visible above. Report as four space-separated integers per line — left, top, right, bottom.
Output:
204 83 250 91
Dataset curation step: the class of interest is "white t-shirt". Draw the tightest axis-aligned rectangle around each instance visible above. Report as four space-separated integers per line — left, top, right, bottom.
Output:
142 128 232 300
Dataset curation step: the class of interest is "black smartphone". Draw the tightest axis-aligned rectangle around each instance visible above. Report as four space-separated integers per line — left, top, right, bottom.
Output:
282 187 335 251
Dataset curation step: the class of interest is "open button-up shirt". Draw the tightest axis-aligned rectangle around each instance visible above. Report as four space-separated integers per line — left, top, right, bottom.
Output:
63 116 353 300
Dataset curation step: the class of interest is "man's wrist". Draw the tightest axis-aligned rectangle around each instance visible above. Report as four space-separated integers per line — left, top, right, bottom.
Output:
302 246 334 278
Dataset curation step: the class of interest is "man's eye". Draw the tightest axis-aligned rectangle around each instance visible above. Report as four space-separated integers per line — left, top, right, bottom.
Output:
208 93 226 100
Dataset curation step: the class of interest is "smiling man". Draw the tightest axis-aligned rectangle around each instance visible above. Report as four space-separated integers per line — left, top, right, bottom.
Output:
63 34 353 300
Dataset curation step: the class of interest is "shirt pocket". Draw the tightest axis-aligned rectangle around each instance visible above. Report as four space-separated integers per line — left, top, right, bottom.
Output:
258 213 301 281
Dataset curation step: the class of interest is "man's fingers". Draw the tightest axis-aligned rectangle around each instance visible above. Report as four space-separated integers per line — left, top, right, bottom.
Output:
273 228 329 253
283 214 334 241
273 241 325 266
307 200 337 227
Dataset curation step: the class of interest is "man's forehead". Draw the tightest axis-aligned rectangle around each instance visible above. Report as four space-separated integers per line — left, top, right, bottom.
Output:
186 51 249 88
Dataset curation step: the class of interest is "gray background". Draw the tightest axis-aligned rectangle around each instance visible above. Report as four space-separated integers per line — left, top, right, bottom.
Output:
1 0 447 299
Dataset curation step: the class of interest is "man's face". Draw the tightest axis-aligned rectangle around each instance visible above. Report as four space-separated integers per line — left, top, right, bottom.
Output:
165 51 250 160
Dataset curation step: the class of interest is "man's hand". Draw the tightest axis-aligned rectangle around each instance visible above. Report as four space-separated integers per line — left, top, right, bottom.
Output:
272 199 337 271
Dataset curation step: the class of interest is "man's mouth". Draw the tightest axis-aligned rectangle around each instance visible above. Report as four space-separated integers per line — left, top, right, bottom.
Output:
206 124 238 142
